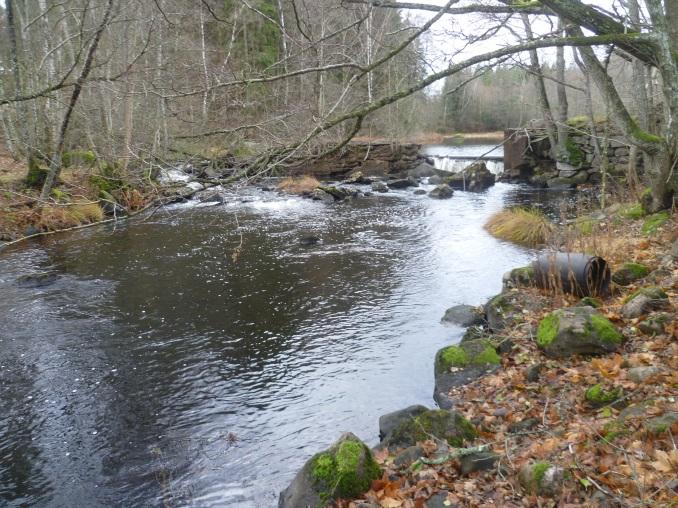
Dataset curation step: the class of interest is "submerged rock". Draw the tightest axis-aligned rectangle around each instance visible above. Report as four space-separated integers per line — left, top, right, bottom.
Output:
382 409 477 449
311 188 335 203
387 177 418 189
299 235 321 246
536 306 622 358
17 272 58 288
279 433 381 508
371 181 389 193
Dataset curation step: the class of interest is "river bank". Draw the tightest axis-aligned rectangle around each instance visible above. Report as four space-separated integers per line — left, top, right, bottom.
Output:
281 200 677 507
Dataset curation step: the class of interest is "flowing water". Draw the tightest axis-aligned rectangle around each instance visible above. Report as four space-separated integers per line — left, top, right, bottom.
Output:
0 144 571 507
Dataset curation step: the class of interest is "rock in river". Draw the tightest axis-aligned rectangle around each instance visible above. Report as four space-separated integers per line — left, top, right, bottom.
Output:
428 184 454 199
444 161 495 192
279 432 380 508
441 304 484 327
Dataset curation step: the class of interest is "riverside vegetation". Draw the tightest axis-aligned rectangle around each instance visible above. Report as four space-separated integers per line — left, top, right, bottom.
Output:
278 192 676 507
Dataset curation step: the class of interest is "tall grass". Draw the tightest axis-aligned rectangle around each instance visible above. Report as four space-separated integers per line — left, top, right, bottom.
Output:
485 208 555 248
278 175 320 194
39 203 104 229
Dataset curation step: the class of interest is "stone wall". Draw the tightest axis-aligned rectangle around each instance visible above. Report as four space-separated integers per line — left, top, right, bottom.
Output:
286 142 430 179
501 126 642 189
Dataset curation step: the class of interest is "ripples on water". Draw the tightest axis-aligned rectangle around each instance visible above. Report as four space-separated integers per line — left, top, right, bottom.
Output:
0 175 574 506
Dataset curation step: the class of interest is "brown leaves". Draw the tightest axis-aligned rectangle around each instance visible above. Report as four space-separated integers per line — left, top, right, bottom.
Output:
651 449 678 473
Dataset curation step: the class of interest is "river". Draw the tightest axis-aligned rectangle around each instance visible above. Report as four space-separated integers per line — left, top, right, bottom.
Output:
0 144 569 506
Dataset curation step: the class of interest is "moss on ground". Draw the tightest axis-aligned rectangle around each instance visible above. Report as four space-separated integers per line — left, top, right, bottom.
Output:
641 211 670 235
586 384 623 406
619 203 645 219
533 462 551 488
536 313 559 347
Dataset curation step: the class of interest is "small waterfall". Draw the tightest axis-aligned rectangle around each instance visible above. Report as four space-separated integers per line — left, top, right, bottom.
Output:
431 157 504 175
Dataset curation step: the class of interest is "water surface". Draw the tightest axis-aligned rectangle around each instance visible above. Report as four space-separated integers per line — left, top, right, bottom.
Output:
1 180 561 506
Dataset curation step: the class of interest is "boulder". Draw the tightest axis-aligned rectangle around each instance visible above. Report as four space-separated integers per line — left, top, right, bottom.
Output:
382 409 477 449
318 185 352 201
440 305 484 327
279 433 381 508
535 306 622 358
428 185 454 199
344 171 368 184
311 188 336 204
546 176 576 189
627 366 661 383
387 177 418 189
459 451 500 475
407 162 438 178
444 162 495 192
621 286 670 318
501 265 535 290
379 405 428 440
518 462 564 497
370 181 389 193
485 291 548 332
638 314 668 335
434 339 501 409
611 262 650 286
428 174 443 185
413 189 427 195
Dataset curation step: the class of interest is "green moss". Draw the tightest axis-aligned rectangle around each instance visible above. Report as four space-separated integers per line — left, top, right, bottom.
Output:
564 137 585 166
602 421 628 443
50 188 70 202
586 384 623 406
630 123 663 144
62 150 96 168
26 157 48 188
575 219 598 235
509 265 535 285
641 211 670 235
533 462 551 488
438 341 500 370
536 313 559 347
619 203 646 219
311 440 381 500
579 297 602 308
622 263 649 279
587 314 622 344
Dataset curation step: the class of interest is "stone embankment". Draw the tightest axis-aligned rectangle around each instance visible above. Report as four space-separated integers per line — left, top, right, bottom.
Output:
501 123 642 189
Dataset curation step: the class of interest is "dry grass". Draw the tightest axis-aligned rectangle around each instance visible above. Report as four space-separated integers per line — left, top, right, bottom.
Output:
278 175 320 195
38 202 104 230
485 207 555 248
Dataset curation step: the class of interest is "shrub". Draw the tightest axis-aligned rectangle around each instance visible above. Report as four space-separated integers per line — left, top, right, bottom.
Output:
485 208 555 247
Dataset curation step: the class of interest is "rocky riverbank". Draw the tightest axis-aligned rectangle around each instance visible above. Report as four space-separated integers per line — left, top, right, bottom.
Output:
279 202 677 507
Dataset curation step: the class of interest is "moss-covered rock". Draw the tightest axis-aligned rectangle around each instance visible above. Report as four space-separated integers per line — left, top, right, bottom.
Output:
383 409 477 449
579 297 602 308
643 412 678 435
502 265 535 290
485 291 548 332
279 433 381 508
622 286 670 318
612 262 651 286
518 461 564 497
585 383 623 407
536 307 622 358
434 339 501 408
25 157 49 188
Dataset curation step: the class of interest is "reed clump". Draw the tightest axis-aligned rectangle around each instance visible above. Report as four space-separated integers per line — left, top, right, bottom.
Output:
278 175 320 195
39 202 104 229
485 208 555 248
